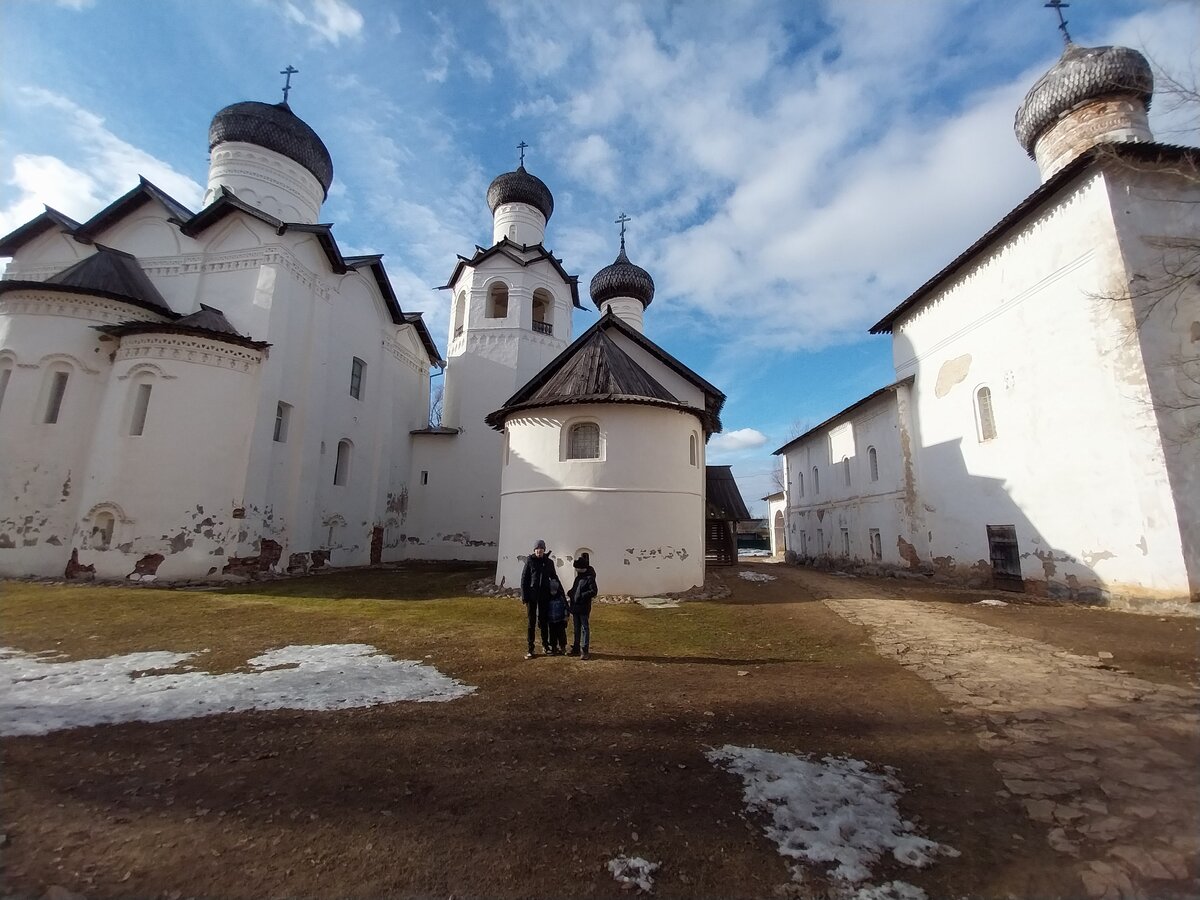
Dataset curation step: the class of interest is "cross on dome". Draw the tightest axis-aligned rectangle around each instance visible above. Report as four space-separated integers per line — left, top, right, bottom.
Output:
1045 0 1072 45
280 65 299 103
615 212 631 251
518 140 528 167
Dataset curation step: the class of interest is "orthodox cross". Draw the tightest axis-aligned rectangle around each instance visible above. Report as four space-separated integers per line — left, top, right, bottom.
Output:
1044 0 1072 45
517 140 528 166
280 65 299 103
615 212 631 251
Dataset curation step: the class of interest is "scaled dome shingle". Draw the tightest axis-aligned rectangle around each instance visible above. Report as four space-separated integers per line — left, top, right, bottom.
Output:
1014 43 1153 157
486 166 554 221
589 247 655 309
209 101 334 196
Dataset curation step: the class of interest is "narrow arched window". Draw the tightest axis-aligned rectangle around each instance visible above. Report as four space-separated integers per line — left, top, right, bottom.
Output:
274 402 292 442
812 466 819 495
487 282 509 319
334 439 352 485
453 292 467 338
868 447 878 482
797 471 804 497
43 368 70 424
93 511 115 550
689 433 698 466
976 386 997 441
842 456 851 487
350 358 365 400
0 360 12 416
566 422 600 460
129 380 153 436
532 288 553 335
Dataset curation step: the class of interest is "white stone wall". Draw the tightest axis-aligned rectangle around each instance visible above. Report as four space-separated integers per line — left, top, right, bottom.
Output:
780 387 914 569
205 141 325 224
496 403 706 595
893 169 1190 600
491 203 547 247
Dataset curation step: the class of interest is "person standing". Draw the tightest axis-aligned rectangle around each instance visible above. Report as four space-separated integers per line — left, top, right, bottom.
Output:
547 576 569 655
520 539 555 658
567 553 597 659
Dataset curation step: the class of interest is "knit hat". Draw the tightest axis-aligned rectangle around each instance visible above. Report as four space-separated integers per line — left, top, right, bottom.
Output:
534 539 546 550
573 553 590 569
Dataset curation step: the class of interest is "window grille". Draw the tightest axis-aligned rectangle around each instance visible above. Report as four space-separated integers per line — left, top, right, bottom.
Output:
567 422 600 459
977 387 997 441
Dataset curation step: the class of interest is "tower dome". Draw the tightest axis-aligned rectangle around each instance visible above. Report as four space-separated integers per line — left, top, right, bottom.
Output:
1014 43 1154 180
209 101 334 195
486 166 554 221
590 246 655 309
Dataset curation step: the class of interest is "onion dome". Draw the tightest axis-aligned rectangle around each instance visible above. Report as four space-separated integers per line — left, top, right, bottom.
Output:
589 245 655 309
209 101 334 196
486 166 554 221
1014 43 1153 157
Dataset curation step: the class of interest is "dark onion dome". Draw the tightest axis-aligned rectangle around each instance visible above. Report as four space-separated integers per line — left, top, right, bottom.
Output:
589 246 655 309
209 101 334 196
486 165 554 221
1014 43 1153 157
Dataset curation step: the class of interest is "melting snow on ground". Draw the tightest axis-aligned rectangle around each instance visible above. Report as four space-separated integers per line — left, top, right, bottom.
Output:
706 745 958 898
974 598 1008 607
0 644 476 736
739 571 776 582
608 855 659 893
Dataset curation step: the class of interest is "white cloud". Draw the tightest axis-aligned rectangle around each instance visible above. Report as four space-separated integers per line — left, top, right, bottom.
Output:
280 0 364 46
709 428 768 454
0 88 204 236
565 135 618 195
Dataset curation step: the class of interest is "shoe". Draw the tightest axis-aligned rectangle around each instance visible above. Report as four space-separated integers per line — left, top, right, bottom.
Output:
567 647 580 657
525 651 535 659
542 646 552 655
581 650 590 660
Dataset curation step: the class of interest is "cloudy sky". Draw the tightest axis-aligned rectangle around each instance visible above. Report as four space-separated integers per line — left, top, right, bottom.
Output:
1 0 1196 512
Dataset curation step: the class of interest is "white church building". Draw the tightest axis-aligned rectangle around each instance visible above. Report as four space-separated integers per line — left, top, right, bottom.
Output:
0 94 732 594
773 37 1199 605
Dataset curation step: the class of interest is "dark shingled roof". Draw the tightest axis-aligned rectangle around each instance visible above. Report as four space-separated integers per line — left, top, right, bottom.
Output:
0 245 176 316
706 466 751 521
590 246 655 309
0 206 81 257
1015 43 1153 157
440 237 583 309
869 142 1198 335
486 310 725 434
210 101 334 196
486 166 554 221
94 302 269 351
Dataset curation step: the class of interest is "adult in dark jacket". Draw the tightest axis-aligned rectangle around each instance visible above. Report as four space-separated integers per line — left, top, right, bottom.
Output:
567 553 598 659
520 539 555 658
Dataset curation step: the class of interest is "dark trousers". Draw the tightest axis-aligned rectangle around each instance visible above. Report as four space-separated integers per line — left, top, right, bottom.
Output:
571 612 590 651
526 600 550 651
549 620 568 652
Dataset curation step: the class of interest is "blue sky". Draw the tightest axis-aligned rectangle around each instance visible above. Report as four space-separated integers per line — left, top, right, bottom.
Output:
1 0 1196 514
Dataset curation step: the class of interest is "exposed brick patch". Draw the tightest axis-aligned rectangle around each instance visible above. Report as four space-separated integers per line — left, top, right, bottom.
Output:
64 549 96 580
310 550 329 569
222 539 283 576
370 526 383 565
287 553 310 575
130 553 165 578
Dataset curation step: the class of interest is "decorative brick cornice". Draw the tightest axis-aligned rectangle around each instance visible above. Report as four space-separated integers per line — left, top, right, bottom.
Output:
115 333 264 372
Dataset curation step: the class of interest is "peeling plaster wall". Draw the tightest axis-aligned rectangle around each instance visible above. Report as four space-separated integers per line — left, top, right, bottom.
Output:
892 169 1191 600
496 403 705 595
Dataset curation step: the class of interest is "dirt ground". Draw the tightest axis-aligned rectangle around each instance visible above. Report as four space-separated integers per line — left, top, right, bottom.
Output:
1 561 1196 899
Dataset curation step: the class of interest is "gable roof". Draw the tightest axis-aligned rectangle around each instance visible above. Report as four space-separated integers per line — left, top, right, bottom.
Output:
0 181 443 367
0 244 176 317
773 376 914 456
440 237 584 309
485 309 725 433
706 466 752 521
870 142 1199 335
0 206 82 257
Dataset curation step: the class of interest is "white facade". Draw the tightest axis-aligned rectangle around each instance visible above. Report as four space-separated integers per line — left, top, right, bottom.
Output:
777 153 1198 603
496 401 707 595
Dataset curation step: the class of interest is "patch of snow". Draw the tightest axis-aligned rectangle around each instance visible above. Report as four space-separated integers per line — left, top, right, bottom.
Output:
0 644 476 736
852 881 930 899
636 596 681 609
706 745 958 888
974 598 1008 607
608 855 659 892
739 570 776 582
739 549 773 557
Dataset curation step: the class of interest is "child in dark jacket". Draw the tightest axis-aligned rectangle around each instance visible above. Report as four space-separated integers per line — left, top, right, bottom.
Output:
568 553 598 659
547 577 570 655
